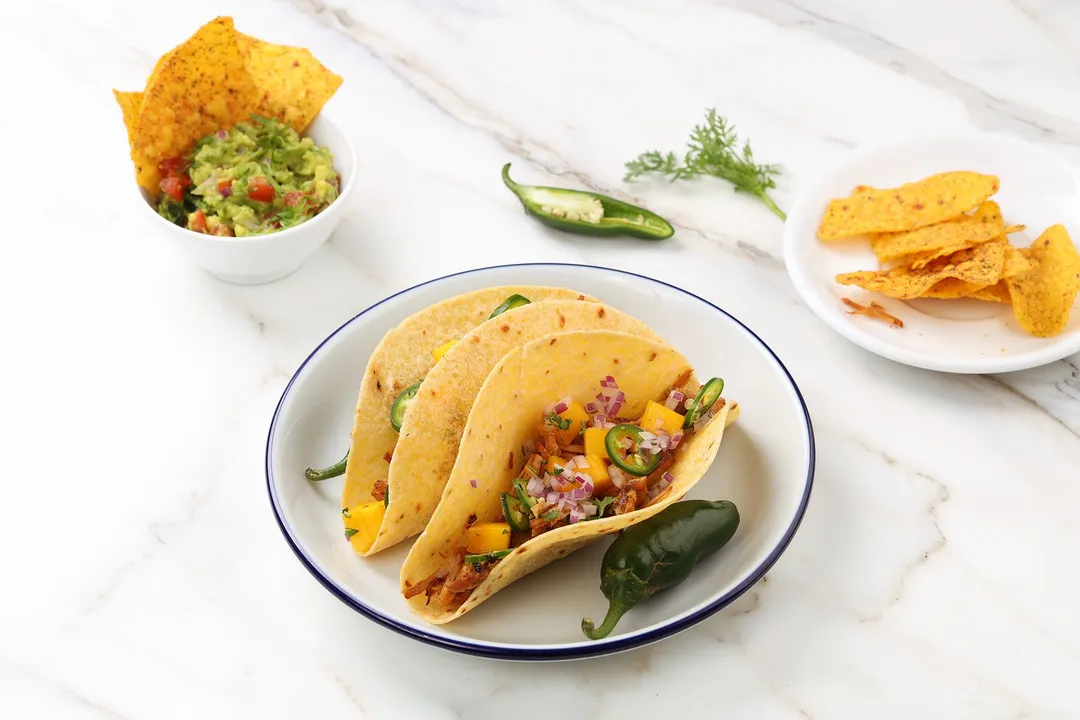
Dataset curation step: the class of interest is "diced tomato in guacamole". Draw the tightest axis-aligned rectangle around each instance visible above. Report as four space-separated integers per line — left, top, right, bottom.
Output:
156 116 340 237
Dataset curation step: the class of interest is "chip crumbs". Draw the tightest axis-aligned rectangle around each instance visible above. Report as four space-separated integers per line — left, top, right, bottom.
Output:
842 298 904 328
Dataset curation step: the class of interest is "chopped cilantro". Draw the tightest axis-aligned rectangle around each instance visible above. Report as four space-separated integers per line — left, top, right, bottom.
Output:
545 412 571 431
344 528 358 539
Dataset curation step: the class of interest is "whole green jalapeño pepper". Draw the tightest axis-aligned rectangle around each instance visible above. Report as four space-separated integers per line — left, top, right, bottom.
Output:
581 499 740 640
502 164 674 240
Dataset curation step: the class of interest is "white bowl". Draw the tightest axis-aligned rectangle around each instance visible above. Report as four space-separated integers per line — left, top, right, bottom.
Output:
138 114 357 285
265 263 815 660
783 133 1080 374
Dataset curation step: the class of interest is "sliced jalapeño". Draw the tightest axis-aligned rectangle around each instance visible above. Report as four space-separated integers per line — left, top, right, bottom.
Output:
683 377 724 428
390 380 422 432
464 549 512 564
604 424 660 476
501 492 531 533
489 294 531 319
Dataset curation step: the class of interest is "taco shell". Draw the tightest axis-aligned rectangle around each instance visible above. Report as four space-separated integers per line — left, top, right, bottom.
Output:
365 300 665 555
341 287 596 525
400 329 738 624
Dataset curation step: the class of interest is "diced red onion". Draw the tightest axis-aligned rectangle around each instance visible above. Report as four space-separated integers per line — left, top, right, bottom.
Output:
216 129 228 140
600 376 617 388
573 455 587 466
220 185 232 198
665 390 685 410
558 498 573 513
670 432 684 450
470 479 478 488
546 492 559 504
662 471 675 484
608 401 623 417
568 508 583 524
553 401 568 415
609 465 626 489
526 477 545 496
582 502 598 517
571 487 587 500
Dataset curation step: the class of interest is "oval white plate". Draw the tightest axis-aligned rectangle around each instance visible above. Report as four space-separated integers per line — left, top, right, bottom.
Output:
266 264 814 660
783 133 1080 374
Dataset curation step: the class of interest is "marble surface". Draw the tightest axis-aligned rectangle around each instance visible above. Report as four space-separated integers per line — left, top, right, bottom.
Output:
5 0 1080 717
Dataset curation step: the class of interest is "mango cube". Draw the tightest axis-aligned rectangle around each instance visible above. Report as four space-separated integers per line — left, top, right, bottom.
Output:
556 402 589 444
466 522 511 554
546 455 570 476
577 454 613 495
638 400 685 436
343 501 385 554
432 340 457 362
583 427 608 458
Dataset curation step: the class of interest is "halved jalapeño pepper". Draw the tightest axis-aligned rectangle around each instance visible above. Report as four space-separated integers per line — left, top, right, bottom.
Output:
464 548 512 564
390 380 422 432
489 294 531 319
502 164 674 240
683 377 724 428
604 424 661 476
501 492 531 533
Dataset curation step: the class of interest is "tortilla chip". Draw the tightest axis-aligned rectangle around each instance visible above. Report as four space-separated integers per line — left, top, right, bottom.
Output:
236 32 343 133
972 200 1003 226
1002 244 1034 278
131 17 258 190
837 241 1007 300
968 281 1011 303
818 171 1000 241
870 220 1022 264
1006 225 1080 337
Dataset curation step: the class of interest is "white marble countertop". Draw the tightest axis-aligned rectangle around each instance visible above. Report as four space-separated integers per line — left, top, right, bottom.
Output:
6 0 1080 717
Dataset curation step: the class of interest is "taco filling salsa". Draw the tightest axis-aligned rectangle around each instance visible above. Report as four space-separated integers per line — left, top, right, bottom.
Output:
156 116 340 236
402 372 727 611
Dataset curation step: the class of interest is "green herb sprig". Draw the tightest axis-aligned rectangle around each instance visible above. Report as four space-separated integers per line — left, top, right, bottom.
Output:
624 108 786 220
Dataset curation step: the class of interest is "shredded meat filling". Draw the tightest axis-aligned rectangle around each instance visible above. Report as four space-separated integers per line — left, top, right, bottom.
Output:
402 566 447 600
371 478 387 502
530 511 569 537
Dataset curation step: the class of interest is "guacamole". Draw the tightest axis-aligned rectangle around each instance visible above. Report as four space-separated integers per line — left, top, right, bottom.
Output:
156 116 340 236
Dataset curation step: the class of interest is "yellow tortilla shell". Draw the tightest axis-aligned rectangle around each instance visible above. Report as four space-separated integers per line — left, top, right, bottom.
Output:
364 300 665 555
341 287 597 519
400 330 739 624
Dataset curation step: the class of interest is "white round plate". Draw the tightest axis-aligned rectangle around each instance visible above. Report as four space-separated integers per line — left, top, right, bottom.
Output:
266 263 814 660
783 133 1080 374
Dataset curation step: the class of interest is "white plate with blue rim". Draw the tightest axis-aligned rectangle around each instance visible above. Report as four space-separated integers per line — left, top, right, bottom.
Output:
783 133 1080 374
265 263 814 660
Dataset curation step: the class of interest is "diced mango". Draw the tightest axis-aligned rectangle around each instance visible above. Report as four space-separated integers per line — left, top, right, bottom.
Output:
432 340 457 362
638 400 685 436
557 402 589 444
577 454 613 495
343 501 385 554
583 427 609 458
466 522 511 554
546 455 570 476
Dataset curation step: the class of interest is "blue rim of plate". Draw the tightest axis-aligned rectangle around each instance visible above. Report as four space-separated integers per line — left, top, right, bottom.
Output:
265 262 816 661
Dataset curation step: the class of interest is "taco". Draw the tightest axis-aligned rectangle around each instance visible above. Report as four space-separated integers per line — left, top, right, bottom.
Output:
352 300 665 556
399 329 739 624
340 286 599 553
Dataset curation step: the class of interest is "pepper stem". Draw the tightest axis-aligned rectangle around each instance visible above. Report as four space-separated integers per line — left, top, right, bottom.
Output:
581 598 632 640
758 191 787 221
305 451 348 481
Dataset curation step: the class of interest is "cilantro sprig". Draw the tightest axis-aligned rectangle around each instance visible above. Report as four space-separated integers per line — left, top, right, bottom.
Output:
624 108 786 220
